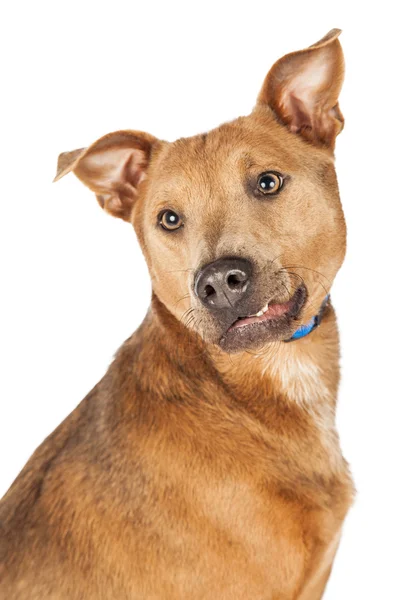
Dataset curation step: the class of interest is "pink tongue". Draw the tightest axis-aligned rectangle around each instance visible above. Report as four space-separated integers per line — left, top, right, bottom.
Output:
231 300 292 329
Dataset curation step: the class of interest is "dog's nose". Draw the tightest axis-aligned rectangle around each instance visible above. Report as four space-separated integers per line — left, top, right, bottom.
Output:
194 257 252 310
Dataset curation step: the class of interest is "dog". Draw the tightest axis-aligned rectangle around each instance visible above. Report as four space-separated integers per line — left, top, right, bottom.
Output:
0 29 354 599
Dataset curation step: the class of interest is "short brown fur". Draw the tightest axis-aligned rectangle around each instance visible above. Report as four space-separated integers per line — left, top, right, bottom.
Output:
1 30 354 599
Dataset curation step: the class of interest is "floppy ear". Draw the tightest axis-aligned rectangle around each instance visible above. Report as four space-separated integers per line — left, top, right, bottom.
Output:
257 29 345 149
54 130 159 221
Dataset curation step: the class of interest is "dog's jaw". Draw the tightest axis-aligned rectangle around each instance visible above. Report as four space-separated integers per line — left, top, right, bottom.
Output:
219 285 308 352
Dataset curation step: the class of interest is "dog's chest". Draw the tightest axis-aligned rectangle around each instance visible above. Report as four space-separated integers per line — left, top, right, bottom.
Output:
200 397 351 587
132 401 352 598
125 442 352 600
184 456 350 599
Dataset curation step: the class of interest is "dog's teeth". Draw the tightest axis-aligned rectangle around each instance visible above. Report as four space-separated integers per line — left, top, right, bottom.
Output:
255 304 268 317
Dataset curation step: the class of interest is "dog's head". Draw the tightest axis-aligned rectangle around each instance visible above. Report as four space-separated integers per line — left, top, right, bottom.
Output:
55 30 346 353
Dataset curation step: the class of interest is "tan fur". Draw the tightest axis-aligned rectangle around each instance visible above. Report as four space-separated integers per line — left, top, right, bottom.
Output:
0 30 354 599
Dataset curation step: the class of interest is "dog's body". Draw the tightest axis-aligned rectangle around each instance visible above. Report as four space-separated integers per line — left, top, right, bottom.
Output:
0 30 354 599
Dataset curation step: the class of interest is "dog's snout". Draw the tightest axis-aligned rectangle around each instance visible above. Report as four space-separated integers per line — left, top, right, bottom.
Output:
194 257 252 310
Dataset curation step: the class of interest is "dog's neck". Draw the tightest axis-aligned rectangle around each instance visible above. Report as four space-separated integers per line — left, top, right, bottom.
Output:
115 296 343 476
214 309 338 404
148 295 340 422
210 312 340 439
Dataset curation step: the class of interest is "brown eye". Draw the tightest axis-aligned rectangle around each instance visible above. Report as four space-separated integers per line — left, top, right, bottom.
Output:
257 171 284 195
159 210 183 231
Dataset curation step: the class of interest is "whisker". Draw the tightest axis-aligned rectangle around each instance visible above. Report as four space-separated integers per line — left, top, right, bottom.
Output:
285 272 322 314
185 315 196 328
178 318 212 363
282 265 332 285
174 294 191 308
281 267 330 313
165 267 196 274
180 307 194 324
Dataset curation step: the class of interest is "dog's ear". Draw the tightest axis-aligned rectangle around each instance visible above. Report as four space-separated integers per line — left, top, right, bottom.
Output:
257 29 345 149
54 130 159 221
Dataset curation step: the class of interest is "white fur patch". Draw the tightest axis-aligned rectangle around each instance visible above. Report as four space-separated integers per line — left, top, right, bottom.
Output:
263 350 336 444
263 351 332 408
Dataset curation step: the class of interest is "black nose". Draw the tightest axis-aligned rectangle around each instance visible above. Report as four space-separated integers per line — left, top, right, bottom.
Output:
194 257 252 310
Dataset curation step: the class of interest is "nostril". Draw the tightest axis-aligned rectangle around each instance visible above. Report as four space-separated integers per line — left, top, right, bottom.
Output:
227 271 247 289
204 284 216 298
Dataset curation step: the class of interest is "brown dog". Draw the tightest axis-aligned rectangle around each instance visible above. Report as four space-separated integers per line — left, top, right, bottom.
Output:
0 29 354 599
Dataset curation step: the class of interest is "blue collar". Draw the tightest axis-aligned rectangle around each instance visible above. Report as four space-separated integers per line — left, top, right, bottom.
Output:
285 295 330 342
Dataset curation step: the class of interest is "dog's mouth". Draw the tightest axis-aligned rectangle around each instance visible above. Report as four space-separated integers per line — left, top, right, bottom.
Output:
219 285 307 351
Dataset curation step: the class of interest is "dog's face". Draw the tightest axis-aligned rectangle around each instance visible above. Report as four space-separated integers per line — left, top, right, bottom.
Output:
56 30 346 352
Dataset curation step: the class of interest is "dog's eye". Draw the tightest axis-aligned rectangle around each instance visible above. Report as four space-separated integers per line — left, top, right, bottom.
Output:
257 172 284 195
159 210 183 231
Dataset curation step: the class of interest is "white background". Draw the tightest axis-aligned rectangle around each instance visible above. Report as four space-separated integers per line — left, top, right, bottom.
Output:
1 1 399 597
